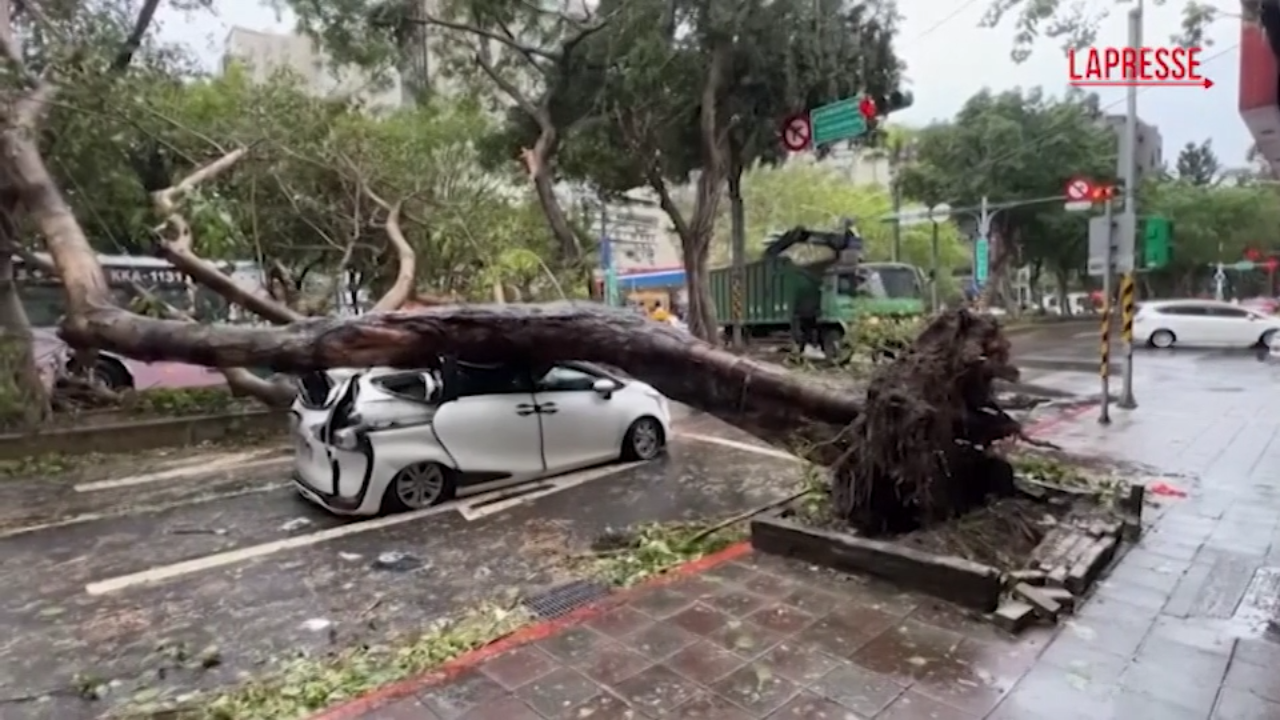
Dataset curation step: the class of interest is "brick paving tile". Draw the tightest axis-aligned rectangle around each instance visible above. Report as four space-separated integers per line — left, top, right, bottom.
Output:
877 689 978 720
755 641 844 685
671 693 756 719
620 618 698 660
709 660 803 715
767 691 863 719
366 697 442 719
810 662 904 717
705 615 784 656
575 641 652 686
627 585 696 618
513 666 601 718
476 645 559 690
665 640 749 685
702 586 771 617
746 603 816 635
455 697 543 720
610 664 704 715
537 626 612 665
586 605 654 639
561 691 639 719
418 671 507 720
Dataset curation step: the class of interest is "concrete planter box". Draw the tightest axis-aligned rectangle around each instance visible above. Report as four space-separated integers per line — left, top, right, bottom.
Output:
750 509 1003 612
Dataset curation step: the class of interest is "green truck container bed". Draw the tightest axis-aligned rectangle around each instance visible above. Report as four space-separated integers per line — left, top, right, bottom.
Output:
709 257 820 326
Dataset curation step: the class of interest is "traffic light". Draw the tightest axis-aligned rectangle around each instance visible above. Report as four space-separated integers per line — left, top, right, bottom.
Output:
1090 182 1121 201
1266 258 1279 273
1246 247 1262 262
1141 215 1173 269
867 90 914 116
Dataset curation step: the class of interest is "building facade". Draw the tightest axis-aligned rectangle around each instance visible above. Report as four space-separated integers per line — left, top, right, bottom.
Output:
223 27 406 109
1102 114 1165 180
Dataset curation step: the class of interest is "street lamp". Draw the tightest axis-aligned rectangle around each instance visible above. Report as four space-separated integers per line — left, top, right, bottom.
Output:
926 203 951 311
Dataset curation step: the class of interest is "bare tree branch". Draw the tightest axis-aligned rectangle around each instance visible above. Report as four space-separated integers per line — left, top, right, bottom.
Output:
150 149 304 325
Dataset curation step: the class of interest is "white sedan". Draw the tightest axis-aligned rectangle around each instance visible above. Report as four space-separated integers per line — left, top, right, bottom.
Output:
1134 299 1280 349
290 361 671 516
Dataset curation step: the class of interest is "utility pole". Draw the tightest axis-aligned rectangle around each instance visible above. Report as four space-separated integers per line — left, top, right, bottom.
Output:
892 180 904 263
729 170 746 349
1116 2 1141 410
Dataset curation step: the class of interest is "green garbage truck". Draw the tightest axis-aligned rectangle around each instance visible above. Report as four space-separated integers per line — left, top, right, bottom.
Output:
709 223 926 358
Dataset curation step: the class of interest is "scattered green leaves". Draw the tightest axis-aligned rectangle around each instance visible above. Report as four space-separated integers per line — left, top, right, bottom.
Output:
585 521 747 588
125 388 248 417
122 602 531 720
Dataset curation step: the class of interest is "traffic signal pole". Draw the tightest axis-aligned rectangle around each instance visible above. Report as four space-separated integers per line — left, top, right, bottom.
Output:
1116 1 1141 411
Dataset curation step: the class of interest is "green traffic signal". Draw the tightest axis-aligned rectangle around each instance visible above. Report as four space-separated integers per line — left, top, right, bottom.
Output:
1141 215 1172 269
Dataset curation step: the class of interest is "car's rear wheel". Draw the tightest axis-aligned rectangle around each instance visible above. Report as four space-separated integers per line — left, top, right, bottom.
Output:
1149 329 1176 349
1259 329 1277 349
382 461 456 514
622 417 665 461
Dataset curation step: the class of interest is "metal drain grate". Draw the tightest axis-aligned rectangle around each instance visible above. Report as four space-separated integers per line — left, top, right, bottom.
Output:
523 579 611 620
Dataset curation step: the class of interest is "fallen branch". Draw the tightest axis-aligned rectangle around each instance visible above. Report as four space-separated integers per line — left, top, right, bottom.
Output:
685 488 816 545
59 301 861 459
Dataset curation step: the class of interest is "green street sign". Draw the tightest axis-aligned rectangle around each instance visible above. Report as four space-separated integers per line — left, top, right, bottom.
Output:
1141 215 1172 269
810 99 867 147
1233 260 1256 272
975 238 990 285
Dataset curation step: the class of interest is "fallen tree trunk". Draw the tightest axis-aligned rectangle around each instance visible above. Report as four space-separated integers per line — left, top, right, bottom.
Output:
59 302 861 455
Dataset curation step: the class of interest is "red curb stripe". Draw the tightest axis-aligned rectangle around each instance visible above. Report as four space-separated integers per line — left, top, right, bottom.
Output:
309 402 1092 720
309 541 750 720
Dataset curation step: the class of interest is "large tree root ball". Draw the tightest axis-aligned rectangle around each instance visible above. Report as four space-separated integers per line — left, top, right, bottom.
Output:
831 309 1023 536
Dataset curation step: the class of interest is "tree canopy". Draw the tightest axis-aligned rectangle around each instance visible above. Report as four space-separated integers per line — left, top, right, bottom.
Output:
896 87 1116 297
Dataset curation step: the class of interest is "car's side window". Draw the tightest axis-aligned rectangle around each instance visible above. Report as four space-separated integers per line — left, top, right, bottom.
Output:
1206 306 1249 318
454 364 534 398
537 366 597 392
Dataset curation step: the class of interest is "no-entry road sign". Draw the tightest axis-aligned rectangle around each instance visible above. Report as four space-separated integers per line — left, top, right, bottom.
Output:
780 114 812 152
1065 177 1095 212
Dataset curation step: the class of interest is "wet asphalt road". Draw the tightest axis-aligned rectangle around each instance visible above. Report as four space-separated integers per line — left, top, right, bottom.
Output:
0 322 1166 716
0 419 809 717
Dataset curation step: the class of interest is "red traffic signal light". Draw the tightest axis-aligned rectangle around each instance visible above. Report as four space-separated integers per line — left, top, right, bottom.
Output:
1266 258 1278 273
859 96 877 119
1246 248 1261 261
1090 185 1115 200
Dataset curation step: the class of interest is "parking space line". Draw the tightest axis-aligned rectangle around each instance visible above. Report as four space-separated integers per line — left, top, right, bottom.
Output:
458 462 644 521
677 433 802 462
85 502 462 596
74 452 289 493
0 482 292 539
83 461 648 596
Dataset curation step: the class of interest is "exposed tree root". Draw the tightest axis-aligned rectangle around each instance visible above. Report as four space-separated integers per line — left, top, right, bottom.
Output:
832 309 1022 535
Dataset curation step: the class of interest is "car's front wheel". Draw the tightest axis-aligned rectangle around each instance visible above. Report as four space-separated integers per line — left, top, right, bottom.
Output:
622 417 665 461
382 461 456 514
1149 329 1176 349
1259 329 1277 349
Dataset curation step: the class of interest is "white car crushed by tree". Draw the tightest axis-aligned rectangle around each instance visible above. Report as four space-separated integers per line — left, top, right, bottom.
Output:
290 360 672 516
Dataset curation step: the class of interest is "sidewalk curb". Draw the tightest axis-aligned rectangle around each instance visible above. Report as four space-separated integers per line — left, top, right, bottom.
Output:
309 543 752 720
308 402 1096 720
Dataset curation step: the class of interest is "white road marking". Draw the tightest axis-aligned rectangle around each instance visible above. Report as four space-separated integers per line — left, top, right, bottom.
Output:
677 433 802 462
458 462 645 521
83 462 645 596
0 482 292 539
84 501 461 596
74 451 289 493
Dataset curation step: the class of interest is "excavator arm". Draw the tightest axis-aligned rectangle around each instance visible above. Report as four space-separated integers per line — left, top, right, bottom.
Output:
763 219 864 260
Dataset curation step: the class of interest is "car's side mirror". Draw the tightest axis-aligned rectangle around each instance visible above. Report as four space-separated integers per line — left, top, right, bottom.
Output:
592 378 620 398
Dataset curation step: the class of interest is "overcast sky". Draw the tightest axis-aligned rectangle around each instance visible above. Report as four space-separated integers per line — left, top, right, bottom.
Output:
154 0 1251 169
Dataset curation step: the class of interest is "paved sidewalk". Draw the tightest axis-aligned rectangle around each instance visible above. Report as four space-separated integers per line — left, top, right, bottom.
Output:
325 356 1280 720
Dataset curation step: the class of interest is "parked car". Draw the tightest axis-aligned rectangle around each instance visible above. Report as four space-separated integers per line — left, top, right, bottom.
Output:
1133 299 1280 349
31 328 226 391
290 360 671 516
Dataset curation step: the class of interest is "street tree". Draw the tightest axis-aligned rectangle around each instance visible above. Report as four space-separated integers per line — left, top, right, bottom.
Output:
981 0 1223 61
1175 139 1221 185
1140 178 1280 295
897 87 1116 305
282 0 906 340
